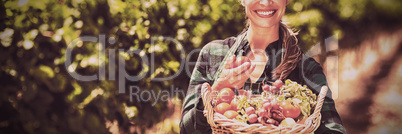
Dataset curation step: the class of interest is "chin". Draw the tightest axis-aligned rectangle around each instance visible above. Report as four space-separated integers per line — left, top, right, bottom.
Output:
250 20 279 29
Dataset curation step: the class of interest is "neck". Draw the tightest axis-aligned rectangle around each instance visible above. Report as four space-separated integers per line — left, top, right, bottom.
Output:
246 23 280 51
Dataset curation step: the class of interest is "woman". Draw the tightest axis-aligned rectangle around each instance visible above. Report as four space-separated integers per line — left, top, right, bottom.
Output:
180 0 346 133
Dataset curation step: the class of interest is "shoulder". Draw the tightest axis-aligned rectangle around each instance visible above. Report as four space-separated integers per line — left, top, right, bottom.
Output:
201 36 236 51
299 55 323 72
199 36 237 56
289 55 323 78
196 36 237 75
289 55 328 94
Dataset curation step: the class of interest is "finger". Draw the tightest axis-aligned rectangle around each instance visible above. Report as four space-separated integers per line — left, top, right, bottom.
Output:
231 63 255 84
226 62 251 83
245 63 256 78
231 61 251 76
219 68 231 80
224 55 236 69
244 63 256 77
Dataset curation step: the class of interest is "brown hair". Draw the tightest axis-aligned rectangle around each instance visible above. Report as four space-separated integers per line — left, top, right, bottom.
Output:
273 21 302 80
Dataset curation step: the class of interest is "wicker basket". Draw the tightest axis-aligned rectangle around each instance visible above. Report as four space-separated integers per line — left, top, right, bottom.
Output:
201 83 328 134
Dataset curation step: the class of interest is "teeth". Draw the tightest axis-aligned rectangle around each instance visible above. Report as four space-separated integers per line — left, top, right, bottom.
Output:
256 10 274 16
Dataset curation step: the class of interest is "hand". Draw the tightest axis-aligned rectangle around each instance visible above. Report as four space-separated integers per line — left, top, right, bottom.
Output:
212 56 256 90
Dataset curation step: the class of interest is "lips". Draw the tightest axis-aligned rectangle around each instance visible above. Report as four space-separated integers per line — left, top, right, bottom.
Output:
254 9 277 18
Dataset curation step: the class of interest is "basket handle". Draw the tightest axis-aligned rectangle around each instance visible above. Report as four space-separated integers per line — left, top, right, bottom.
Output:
201 82 217 127
311 86 328 118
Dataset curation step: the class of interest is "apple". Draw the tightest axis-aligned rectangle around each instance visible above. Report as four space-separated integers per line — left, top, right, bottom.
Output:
215 103 231 114
217 88 235 104
280 118 296 127
230 98 240 110
280 100 301 119
224 110 239 119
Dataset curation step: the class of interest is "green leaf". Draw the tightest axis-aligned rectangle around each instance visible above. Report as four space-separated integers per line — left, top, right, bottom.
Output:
300 101 310 116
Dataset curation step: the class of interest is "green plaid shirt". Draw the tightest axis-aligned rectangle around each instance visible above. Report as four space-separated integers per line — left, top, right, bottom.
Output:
180 34 346 134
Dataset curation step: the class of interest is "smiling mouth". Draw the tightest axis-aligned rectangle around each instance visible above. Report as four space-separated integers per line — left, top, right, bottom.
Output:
254 10 277 17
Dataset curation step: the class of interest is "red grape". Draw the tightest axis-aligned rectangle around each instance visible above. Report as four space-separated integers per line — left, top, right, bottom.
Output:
273 80 283 89
245 107 255 115
263 102 272 111
248 114 258 123
262 84 270 92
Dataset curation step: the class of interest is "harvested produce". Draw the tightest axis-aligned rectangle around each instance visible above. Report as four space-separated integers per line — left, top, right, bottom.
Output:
224 110 239 119
217 88 235 104
215 103 231 114
212 79 317 126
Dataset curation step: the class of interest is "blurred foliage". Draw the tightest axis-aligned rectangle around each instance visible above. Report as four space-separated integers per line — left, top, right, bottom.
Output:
0 0 401 133
284 0 402 50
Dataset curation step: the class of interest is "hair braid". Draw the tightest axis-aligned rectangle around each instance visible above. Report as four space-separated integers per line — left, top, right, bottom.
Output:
272 21 302 80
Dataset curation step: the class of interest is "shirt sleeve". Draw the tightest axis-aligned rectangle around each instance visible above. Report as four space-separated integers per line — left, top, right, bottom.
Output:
180 44 213 134
300 56 346 134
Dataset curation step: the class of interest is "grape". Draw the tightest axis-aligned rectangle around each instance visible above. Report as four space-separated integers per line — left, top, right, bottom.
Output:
262 98 271 104
248 114 258 123
258 117 269 126
262 84 270 92
263 102 272 111
257 109 270 118
273 80 283 89
245 107 255 115
258 117 264 123
271 101 280 110
237 79 317 125
270 86 280 93
266 118 277 125
271 110 285 122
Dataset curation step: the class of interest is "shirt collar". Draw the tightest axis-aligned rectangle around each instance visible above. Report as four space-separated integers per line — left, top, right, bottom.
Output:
235 38 283 59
